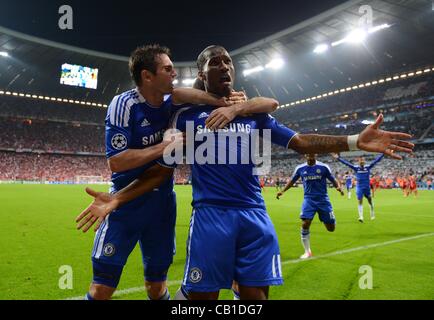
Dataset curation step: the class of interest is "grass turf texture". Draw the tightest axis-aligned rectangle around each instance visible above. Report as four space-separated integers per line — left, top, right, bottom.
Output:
0 184 433 300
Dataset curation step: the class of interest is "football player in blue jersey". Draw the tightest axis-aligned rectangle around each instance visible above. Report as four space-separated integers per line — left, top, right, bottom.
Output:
276 154 344 259
344 171 354 199
76 45 414 300
77 44 254 301
332 153 384 222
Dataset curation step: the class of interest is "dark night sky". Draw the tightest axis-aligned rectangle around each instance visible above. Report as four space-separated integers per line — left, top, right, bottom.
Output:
0 0 348 61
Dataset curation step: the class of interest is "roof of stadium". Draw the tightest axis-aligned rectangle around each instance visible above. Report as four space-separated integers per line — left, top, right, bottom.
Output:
0 0 433 105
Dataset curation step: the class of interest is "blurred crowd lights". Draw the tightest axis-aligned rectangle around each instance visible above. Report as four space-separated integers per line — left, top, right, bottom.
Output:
0 90 107 108
277 66 433 109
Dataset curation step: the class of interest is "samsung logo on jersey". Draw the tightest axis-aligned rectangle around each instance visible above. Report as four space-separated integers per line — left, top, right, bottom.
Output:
303 175 322 181
142 130 164 146
196 123 252 134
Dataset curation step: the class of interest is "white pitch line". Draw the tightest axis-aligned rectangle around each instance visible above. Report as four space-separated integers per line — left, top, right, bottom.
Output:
65 232 434 300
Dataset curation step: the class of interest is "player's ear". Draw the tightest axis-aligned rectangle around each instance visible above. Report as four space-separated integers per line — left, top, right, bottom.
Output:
141 70 153 83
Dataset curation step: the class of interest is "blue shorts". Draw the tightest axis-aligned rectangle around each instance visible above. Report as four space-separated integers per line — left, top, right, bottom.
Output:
346 183 352 190
300 196 336 225
182 206 283 293
356 187 371 200
91 191 177 287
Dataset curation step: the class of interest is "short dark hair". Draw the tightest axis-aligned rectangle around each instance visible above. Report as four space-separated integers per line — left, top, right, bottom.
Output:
196 45 227 71
129 44 171 86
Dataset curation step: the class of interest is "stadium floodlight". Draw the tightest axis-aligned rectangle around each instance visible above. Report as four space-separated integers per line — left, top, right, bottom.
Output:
400 74 407 78
0 91 4 95
12 92 18 96
416 70 423 75
352 86 358 90
243 66 264 77
313 44 329 54
361 120 375 125
19 93 25 97
0 51 8 57
173 79 179 85
424 68 431 73
371 81 378 85
265 58 284 70
407 73 414 77
386 77 392 81
368 23 391 34
182 78 195 85
393 76 399 80
346 29 368 44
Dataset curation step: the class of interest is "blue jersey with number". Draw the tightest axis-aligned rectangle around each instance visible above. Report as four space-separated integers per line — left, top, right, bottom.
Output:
105 88 174 194
290 162 336 198
166 105 297 209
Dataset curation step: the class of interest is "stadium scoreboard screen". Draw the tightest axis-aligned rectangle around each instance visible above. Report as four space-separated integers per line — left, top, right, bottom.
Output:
60 63 98 89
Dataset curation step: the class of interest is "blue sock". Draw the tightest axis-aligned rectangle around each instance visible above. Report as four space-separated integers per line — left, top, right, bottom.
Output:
148 288 170 300
232 289 240 300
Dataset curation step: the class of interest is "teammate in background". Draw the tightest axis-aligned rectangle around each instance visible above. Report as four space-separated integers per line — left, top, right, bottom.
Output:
408 174 418 197
402 175 409 197
79 44 249 301
277 154 344 259
344 171 354 199
77 45 414 300
332 153 384 222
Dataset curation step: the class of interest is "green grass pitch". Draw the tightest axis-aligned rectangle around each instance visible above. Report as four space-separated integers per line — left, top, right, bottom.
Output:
0 184 433 300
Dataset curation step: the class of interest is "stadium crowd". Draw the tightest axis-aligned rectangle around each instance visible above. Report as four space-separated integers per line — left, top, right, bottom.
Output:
0 70 433 185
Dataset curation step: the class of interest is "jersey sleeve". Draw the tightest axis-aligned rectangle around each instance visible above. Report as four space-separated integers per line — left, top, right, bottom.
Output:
257 114 298 148
290 167 301 184
367 154 384 170
337 157 357 171
105 95 133 159
324 165 336 184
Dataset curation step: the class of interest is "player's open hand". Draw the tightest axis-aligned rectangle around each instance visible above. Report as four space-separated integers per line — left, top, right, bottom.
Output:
357 114 414 160
75 188 119 233
205 107 237 130
227 91 247 105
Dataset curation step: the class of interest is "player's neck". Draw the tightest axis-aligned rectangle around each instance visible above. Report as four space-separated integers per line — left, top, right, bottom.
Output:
307 160 316 166
137 86 164 107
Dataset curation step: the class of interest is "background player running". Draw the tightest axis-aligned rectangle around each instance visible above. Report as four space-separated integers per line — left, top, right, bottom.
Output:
344 171 354 199
332 153 384 222
276 154 344 259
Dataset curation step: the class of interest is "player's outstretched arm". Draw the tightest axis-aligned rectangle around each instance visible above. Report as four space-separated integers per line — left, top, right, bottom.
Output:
289 115 414 160
367 153 385 170
205 97 279 130
333 180 345 196
76 164 173 233
172 87 229 107
277 179 296 199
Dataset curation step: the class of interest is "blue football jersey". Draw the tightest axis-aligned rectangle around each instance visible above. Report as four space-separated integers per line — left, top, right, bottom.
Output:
169 105 297 208
337 155 384 188
105 88 174 193
290 162 336 197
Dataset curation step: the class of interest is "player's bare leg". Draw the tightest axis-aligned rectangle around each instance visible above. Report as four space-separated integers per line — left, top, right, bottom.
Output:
366 196 375 220
300 219 313 258
232 281 240 300
324 223 335 232
358 198 364 222
145 280 169 300
188 291 220 300
88 283 116 300
239 285 269 300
